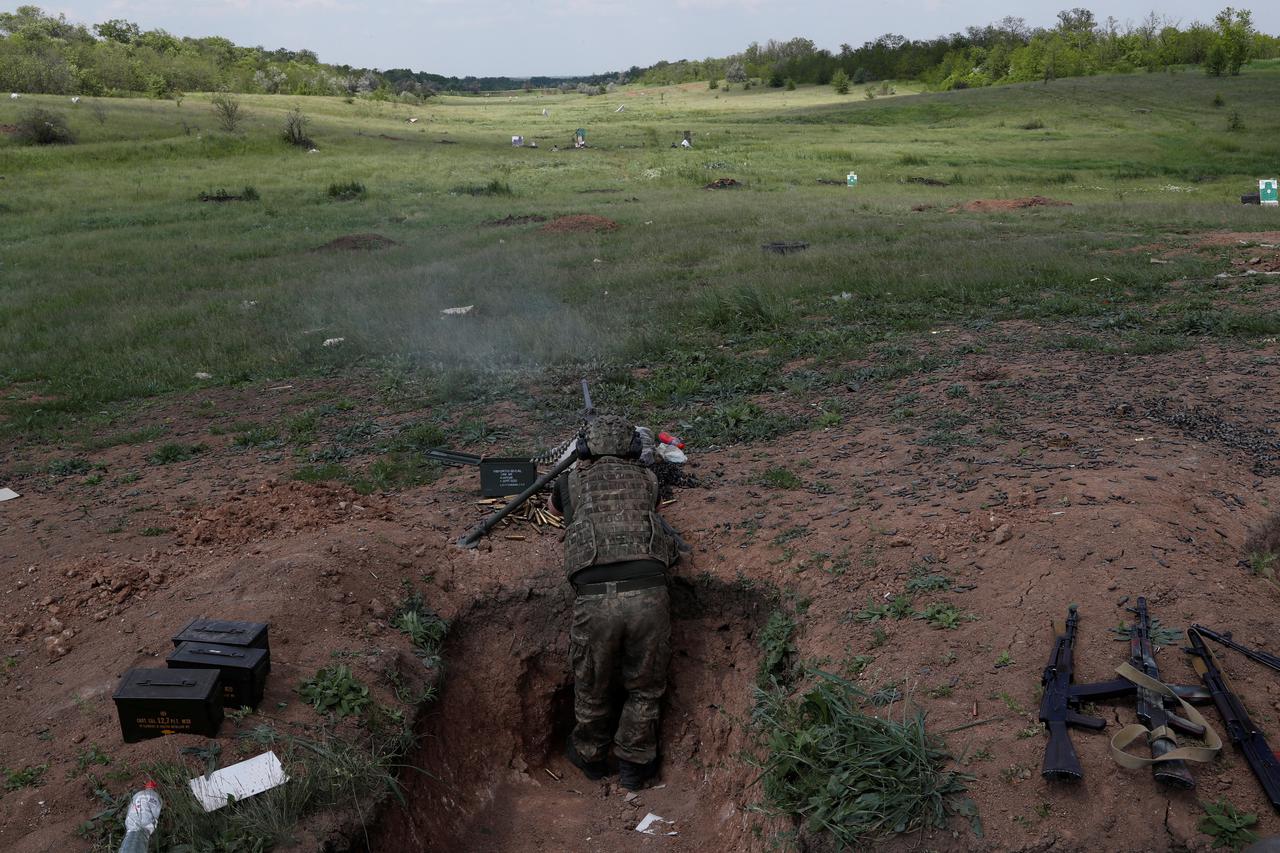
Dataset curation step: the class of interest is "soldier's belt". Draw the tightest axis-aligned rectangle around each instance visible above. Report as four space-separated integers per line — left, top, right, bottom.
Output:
573 575 666 596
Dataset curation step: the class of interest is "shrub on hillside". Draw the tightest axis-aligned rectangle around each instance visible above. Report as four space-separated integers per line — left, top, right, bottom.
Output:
282 106 314 148
831 69 850 95
210 92 244 133
15 107 75 145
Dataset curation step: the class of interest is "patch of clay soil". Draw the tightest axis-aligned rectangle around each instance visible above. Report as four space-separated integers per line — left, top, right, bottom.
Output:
5 313 1280 851
949 196 1072 212
314 233 398 251
540 215 619 234
485 214 549 227
0 124 18 135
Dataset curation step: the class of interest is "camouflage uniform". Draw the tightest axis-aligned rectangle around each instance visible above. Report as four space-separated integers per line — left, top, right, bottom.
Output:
557 417 679 767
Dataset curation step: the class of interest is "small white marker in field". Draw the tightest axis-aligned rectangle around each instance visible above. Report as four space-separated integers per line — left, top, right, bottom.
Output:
0 488 20 502
194 372 212 380
322 337 345 347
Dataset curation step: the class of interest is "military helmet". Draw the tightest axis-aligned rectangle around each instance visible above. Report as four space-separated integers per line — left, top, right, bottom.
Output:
586 415 637 458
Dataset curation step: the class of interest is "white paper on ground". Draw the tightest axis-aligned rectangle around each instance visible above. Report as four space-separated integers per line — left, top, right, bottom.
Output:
189 751 289 812
635 812 676 835
0 488 19 502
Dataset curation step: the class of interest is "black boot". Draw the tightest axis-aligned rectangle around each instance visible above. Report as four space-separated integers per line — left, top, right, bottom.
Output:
618 758 657 791
566 741 609 780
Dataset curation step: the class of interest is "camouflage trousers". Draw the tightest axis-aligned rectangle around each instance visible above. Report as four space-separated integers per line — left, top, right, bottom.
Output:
569 584 671 765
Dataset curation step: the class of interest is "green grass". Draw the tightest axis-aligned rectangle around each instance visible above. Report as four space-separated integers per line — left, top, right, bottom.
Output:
2 67 1279 441
752 670 979 846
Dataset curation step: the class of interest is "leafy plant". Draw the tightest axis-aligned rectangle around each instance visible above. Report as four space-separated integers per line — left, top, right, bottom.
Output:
994 650 1013 668
1247 550 1277 580
148 443 205 464
757 609 797 686
752 671 978 846
392 586 449 663
906 569 951 593
1198 798 1258 851
4 763 48 790
298 665 370 718
917 603 973 630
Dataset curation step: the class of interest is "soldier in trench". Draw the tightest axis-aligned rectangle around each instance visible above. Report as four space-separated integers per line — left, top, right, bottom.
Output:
546 415 682 791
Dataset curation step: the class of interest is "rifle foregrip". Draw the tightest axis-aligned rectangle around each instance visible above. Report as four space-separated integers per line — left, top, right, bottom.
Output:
1042 720 1085 781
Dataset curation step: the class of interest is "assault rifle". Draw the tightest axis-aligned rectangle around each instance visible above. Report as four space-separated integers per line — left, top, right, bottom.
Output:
1186 626 1280 810
1039 604 1210 781
1040 605 1107 780
1121 597 1198 788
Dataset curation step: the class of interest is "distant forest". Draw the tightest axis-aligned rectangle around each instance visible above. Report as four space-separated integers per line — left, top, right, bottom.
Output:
1 4 1277 99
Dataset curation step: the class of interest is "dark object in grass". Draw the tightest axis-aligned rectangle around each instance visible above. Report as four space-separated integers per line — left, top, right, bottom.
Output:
435 138 457 144
1241 193 1261 205
198 186 258 203
762 241 809 255
484 213 548 226
314 233 398 252
452 179 513 196
904 176 949 187
704 178 741 189
652 459 702 502
816 178 845 185
327 180 366 201
14 107 75 145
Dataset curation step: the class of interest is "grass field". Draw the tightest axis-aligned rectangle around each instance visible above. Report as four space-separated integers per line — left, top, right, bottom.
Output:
2 66 1279 445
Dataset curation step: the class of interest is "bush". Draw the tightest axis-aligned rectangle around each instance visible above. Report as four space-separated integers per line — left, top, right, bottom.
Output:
281 106 314 148
708 78 719 90
785 78 796 91
450 179 513 196
1227 110 1244 132
14 107 75 145
209 92 243 133
768 70 784 88
753 671 978 846
831 69 850 95
328 180 366 201
1020 117 1046 130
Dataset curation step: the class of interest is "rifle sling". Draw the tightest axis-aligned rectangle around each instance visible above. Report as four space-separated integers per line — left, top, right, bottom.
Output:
1107 661 1222 769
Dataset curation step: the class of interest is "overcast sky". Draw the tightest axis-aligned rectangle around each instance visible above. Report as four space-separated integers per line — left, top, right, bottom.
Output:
48 2 1279 77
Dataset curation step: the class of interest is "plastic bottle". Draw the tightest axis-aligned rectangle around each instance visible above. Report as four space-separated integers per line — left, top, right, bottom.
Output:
118 781 162 853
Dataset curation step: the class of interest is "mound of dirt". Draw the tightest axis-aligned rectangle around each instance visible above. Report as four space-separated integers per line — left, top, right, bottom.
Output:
0 124 18 135
314 233 398 252
949 196 1072 212
540 215 618 234
179 481 390 546
485 214 548 227
704 178 741 189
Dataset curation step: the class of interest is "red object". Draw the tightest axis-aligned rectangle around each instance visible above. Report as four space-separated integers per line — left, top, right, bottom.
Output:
658 432 685 449
144 781 157 790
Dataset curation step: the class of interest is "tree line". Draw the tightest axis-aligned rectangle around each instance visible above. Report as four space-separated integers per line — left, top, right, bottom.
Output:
1 4 1275 100
0 5 616 98
637 8 1277 89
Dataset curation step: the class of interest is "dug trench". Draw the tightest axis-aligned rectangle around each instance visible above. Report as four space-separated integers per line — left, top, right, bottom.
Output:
372 573 777 851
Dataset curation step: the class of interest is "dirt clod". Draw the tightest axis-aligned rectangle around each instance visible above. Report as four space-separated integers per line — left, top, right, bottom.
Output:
540 215 618 234
314 233 398 252
704 178 741 189
948 196 1072 213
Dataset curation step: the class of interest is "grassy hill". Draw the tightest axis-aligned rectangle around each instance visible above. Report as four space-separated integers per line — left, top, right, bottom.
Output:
1 65 1278 440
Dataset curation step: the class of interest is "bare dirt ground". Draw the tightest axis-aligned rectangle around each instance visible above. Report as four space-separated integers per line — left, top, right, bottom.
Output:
4 308 1280 851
